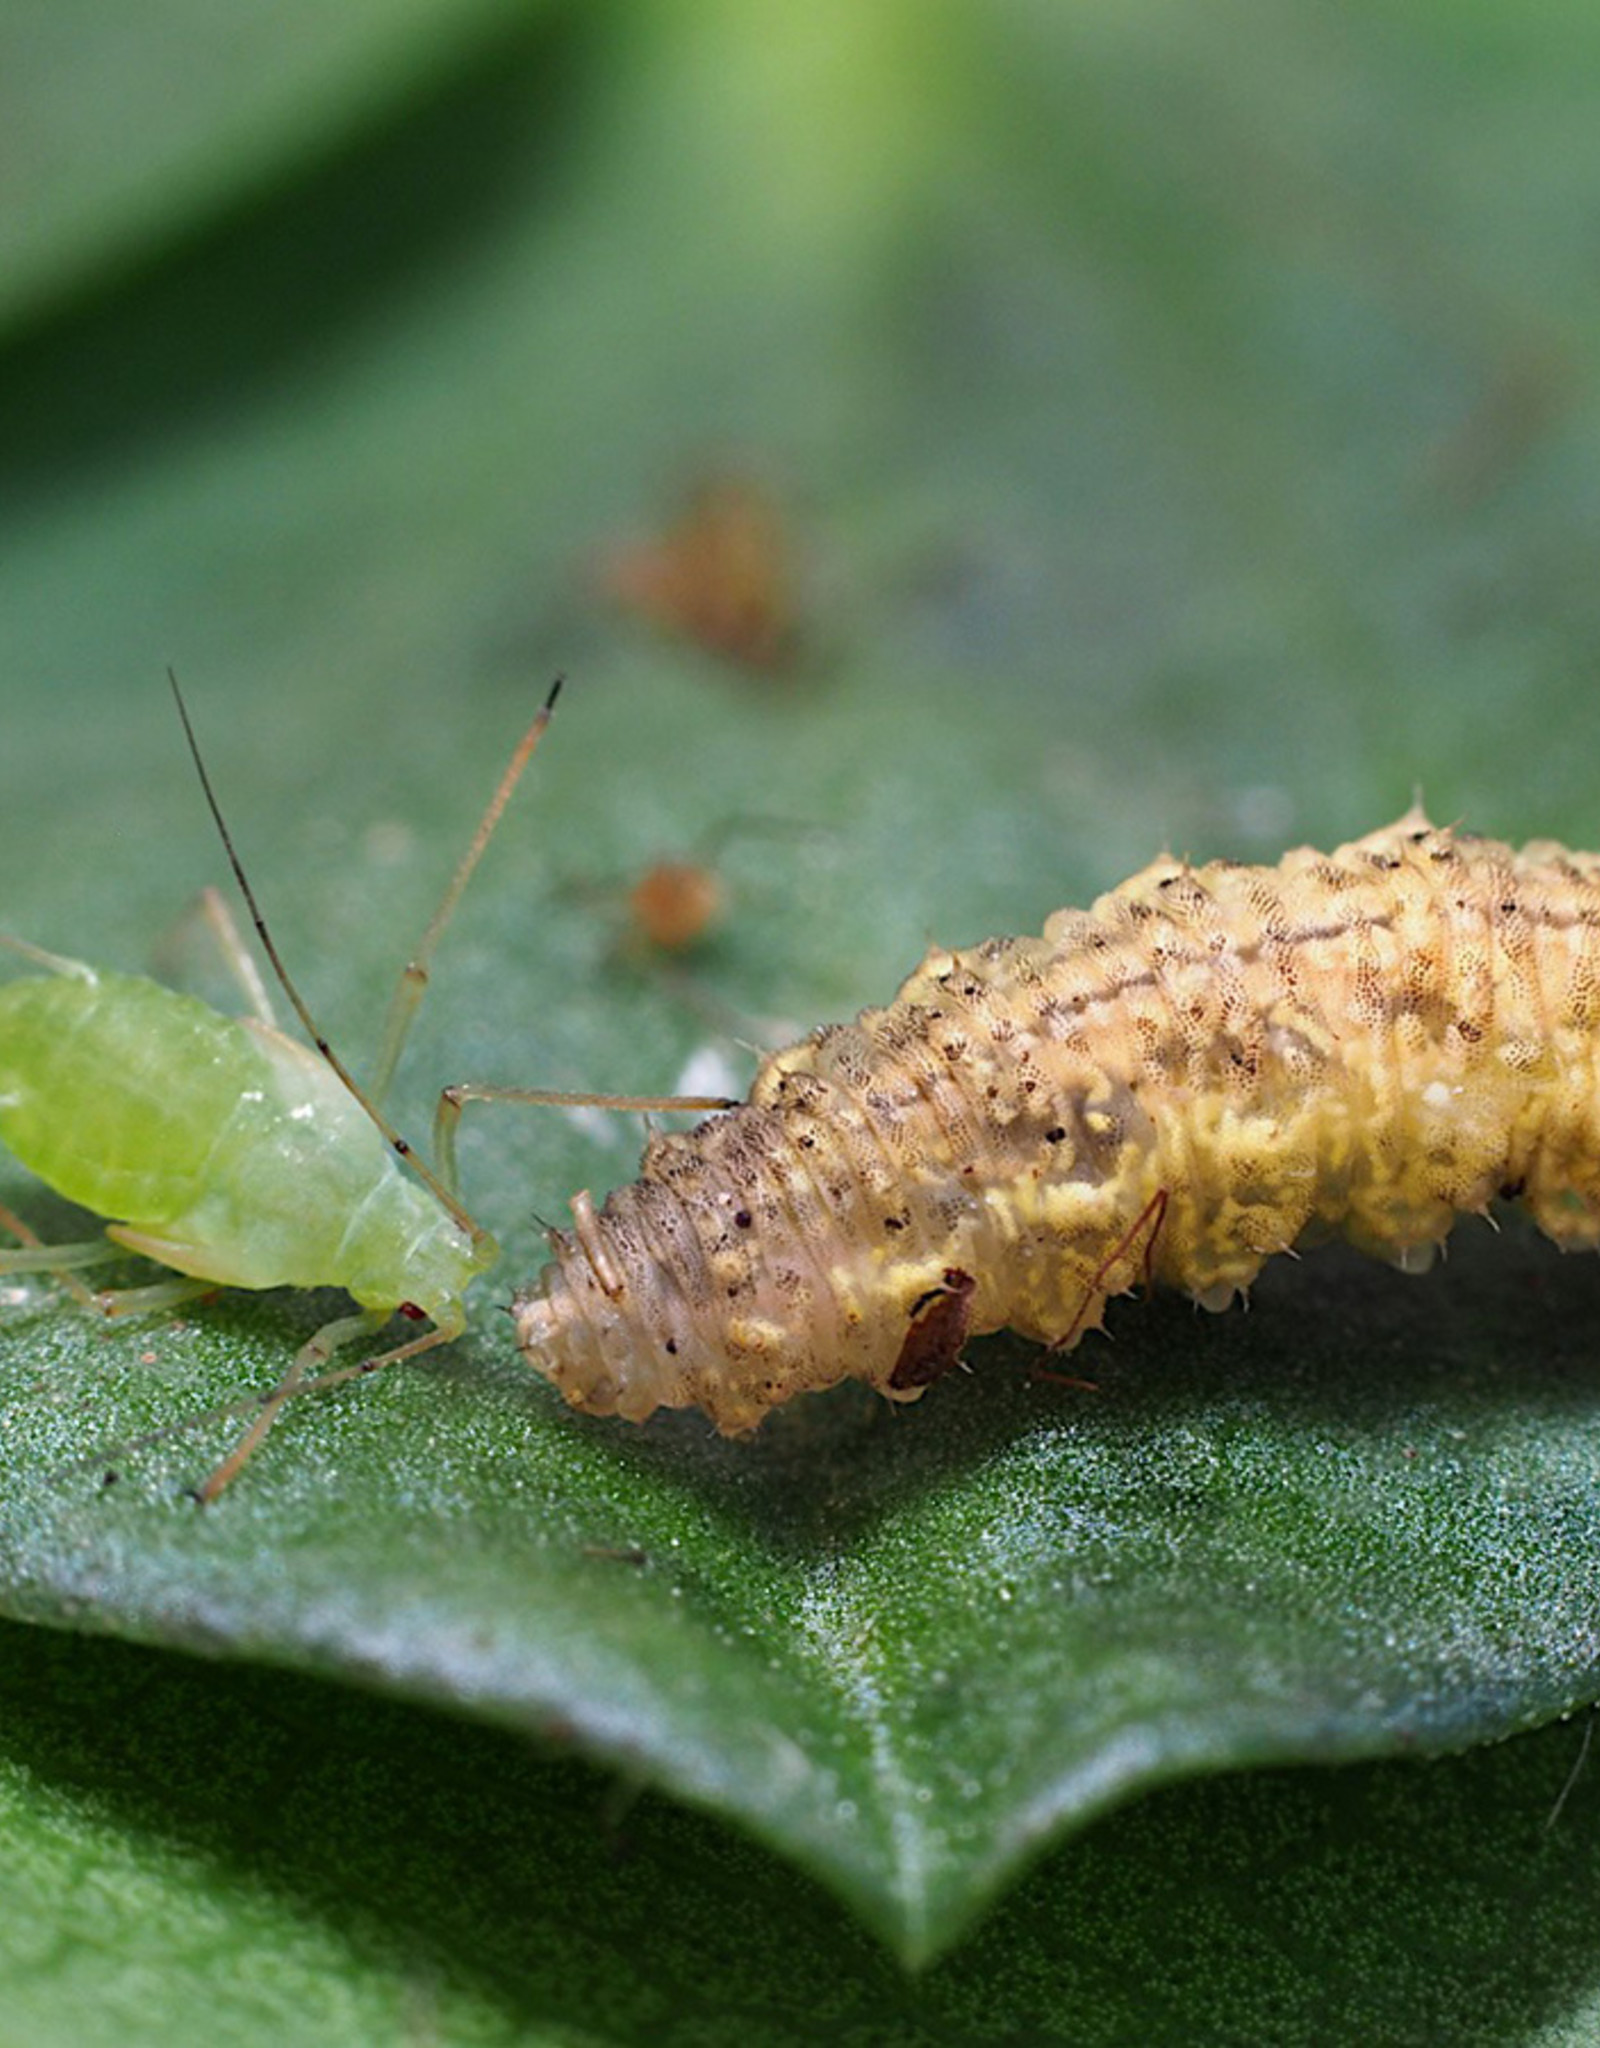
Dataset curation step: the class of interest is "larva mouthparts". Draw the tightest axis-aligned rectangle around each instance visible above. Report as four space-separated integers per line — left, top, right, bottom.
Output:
514 807 1600 1432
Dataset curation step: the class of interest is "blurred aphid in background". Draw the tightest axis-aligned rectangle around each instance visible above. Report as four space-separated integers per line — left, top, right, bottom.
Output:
595 472 799 674
625 854 728 955
569 814 820 965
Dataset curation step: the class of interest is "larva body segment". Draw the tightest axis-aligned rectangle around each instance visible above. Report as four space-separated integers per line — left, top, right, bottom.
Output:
514 810 1600 1432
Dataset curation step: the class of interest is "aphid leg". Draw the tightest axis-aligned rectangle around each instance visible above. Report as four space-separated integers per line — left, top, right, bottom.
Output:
192 1305 394 1504
159 885 279 1026
92 1275 216 1318
1135 1187 1170 1292
0 932 97 981
1031 1360 1102 1394
0 1201 113 1309
193 1306 471 1503
431 1082 738 1200
0 1203 217 1318
1036 1187 1170 1389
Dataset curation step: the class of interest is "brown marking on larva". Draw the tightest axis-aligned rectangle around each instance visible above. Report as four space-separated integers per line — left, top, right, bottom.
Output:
889 1269 976 1390
513 810 1600 1434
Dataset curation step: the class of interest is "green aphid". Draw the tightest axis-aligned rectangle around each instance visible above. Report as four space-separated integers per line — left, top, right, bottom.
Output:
0 681 730 1500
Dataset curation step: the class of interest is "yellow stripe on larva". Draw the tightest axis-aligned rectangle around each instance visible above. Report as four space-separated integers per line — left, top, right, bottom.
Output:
513 808 1600 1432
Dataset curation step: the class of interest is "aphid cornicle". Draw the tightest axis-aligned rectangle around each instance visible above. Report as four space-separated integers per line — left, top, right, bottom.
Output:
0 680 727 1497
516 807 1600 1433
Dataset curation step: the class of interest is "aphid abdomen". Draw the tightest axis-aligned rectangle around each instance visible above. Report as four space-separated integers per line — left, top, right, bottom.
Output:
146 1017 483 1319
0 971 270 1227
0 969 480 1321
515 810 1600 1433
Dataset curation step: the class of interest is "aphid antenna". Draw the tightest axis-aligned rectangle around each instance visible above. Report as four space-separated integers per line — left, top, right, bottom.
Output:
367 674 564 1110
165 671 560 1246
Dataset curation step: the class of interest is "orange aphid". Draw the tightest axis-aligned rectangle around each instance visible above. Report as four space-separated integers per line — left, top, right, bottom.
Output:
598 475 796 673
627 858 728 954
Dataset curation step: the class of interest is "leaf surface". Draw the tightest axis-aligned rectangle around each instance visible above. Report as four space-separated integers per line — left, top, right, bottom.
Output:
3 0 1600 2016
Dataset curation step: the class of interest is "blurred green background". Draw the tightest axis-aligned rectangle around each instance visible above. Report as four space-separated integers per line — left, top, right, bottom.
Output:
4 3 1600 2042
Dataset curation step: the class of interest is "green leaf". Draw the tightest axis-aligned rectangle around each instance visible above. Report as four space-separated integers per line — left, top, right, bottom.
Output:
3 1622 1599 2046
4 0 1600 2026
0 0 544 335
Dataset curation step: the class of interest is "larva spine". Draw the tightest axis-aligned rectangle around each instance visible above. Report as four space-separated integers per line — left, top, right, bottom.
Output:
514 809 1600 1432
